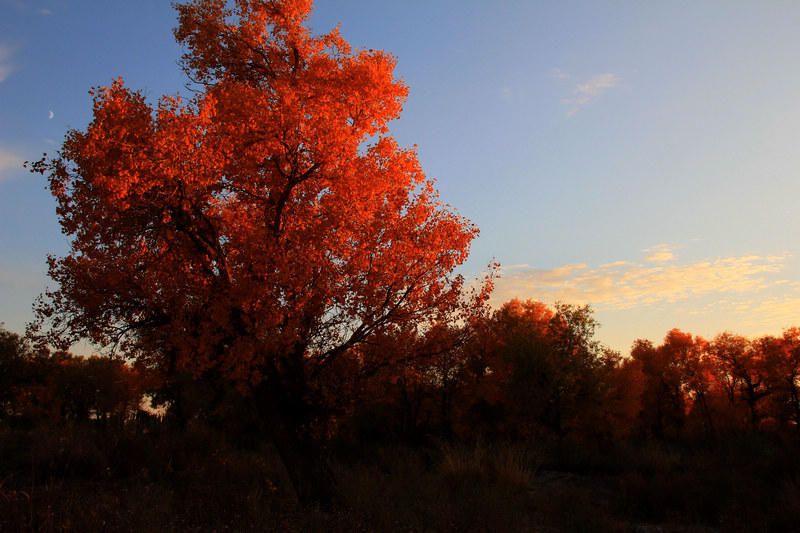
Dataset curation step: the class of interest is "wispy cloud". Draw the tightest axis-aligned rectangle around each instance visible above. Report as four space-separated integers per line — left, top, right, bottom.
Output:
0 43 14 83
563 72 625 116
0 148 24 179
748 294 800 327
575 73 624 96
491 248 791 312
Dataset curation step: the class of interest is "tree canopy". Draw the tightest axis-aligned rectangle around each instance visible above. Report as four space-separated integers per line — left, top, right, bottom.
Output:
29 0 489 506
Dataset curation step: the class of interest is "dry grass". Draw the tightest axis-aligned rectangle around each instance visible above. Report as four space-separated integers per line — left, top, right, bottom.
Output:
3 423 799 532
437 440 535 490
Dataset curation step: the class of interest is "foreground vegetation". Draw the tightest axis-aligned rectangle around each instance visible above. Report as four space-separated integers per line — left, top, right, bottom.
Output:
4 318 800 532
3 420 800 532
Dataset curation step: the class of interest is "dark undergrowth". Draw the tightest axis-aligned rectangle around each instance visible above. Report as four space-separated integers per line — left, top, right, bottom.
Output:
2 422 799 532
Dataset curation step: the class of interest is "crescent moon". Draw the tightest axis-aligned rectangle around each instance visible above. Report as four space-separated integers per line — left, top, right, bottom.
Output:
48 111 54 119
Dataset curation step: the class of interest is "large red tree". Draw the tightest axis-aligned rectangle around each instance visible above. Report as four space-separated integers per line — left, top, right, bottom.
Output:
30 0 487 506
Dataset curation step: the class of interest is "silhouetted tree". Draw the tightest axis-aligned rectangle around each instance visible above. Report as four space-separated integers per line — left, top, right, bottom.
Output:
709 332 773 429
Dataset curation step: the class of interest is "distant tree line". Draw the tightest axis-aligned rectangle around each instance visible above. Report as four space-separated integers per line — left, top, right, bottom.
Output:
5 299 800 446
337 298 800 444
1 328 145 427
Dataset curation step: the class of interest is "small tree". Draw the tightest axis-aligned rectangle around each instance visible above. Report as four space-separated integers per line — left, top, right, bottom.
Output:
0 327 40 419
709 332 773 430
457 299 619 440
29 0 488 506
774 328 800 426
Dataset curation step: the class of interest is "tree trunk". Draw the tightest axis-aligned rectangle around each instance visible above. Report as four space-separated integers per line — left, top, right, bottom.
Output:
790 383 800 426
252 381 340 508
695 389 715 439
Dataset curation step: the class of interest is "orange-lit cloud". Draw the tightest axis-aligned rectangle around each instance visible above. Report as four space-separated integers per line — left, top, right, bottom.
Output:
643 244 675 263
742 293 800 327
492 249 791 312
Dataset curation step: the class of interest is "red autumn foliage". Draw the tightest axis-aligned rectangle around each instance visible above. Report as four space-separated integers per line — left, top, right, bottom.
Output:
28 0 491 506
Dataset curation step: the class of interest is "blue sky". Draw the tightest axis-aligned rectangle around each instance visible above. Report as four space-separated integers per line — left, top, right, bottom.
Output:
2 0 800 354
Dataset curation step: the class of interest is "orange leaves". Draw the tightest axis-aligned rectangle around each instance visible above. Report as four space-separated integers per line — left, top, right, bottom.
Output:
71 80 153 207
31 0 484 407
176 0 407 163
624 327 800 435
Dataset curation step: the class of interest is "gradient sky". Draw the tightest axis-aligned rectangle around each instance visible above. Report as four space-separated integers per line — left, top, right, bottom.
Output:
2 1 800 355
